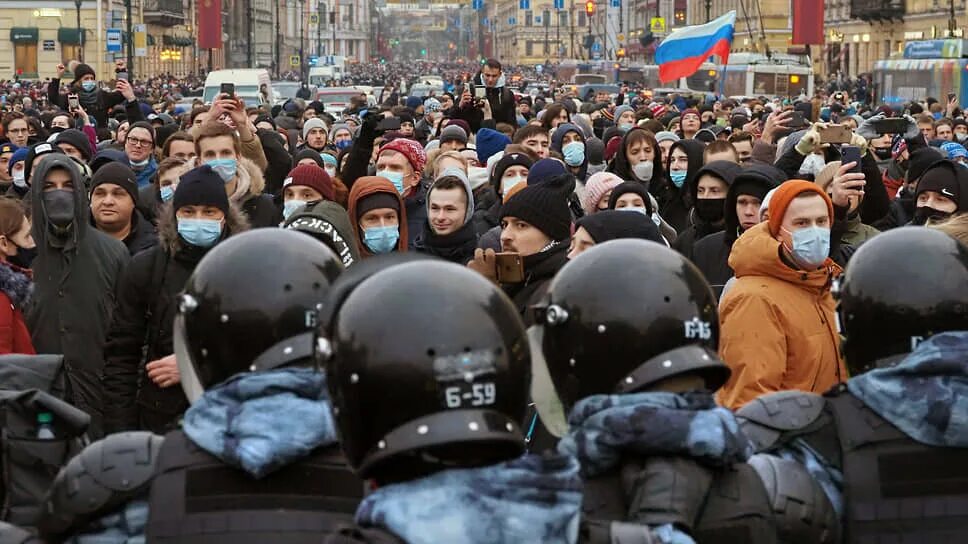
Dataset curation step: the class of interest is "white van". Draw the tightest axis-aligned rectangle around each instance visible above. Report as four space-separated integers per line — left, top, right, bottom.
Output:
308 66 344 87
203 69 273 107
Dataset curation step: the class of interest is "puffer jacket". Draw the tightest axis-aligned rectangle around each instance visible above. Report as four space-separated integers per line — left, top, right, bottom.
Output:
716 222 847 409
234 157 281 228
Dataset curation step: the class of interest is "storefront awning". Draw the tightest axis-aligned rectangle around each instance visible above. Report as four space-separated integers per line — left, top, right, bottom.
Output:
163 35 192 47
57 28 87 44
10 28 38 43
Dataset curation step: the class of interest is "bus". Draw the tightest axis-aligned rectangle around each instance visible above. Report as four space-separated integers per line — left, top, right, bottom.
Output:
721 52 813 98
641 63 720 93
873 39 968 109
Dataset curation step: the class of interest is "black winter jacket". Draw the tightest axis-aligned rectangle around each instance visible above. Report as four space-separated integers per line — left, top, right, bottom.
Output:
101 203 249 434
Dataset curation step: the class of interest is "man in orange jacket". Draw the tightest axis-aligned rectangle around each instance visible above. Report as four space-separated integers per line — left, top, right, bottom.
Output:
717 180 848 409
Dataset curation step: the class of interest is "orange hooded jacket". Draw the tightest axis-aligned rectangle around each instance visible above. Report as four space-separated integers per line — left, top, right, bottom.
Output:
716 222 847 409
347 176 408 258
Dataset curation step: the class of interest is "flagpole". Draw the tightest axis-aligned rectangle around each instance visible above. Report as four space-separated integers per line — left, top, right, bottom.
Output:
718 52 728 99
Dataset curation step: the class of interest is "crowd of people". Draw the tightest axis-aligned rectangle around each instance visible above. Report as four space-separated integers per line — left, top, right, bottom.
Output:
0 54 965 543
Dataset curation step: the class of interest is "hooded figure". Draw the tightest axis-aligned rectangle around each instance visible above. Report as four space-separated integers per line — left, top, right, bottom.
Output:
284 200 361 268
691 164 784 298
28 155 130 437
47 62 139 130
607 180 678 244
910 159 968 226
414 171 479 265
672 160 742 260
573 209 664 248
550 123 588 183
655 139 705 233
606 127 666 186
102 167 250 435
347 176 408 258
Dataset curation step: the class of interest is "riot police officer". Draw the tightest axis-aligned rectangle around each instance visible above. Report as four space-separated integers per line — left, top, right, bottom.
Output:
320 259 583 544
42 229 358 543
737 227 968 543
531 239 838 543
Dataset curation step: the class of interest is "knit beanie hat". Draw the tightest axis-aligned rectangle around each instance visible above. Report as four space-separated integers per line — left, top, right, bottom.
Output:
55 129 93 162
7 147 28 175
582 172 624 215
357 192 400 220
174 164 230 215
906 146 945 184
915 160 961 207
604 136 622 162
292 148 325 169
71 63 96 86
654 131 680 144
283 163 335 201
613 105 634 123
767 180 834 236
576 209 663 245
91 161 139 205
490 151 533 194
607 181 654 216
476 128 511 165
302 118 328 139
501 185 571 242
440 124 469 145
527 158 568 185
24 142 63 184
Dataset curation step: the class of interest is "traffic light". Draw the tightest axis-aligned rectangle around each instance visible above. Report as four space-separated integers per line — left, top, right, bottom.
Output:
421 48 427 56
616 48 625 58
585 1 595 16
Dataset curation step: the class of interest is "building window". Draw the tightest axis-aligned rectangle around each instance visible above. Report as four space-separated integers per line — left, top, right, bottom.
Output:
579 12 585 26
526 11 533 26
526 40 534 56
62 44 82 65
15 43 38 78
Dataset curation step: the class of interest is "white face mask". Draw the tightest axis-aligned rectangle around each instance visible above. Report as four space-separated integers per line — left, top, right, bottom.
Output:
324 166 336 178
501 175 525 195
12 169 25 188
632 160 654 182
468 166 489 190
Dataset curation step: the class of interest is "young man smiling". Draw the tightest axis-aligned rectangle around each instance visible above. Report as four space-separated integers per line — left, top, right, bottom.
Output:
414 169 477 265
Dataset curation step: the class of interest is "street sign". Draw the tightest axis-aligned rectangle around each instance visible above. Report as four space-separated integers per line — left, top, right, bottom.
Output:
133 24 147 57
650 17 666 33
309 14 319 25
106 29 122 52
535 15 542 24
290 55 301 66
593 51 601 60
617 33 625 42
592 42 602 52
536 64 543 73
43 40 55 52
610 0 621 7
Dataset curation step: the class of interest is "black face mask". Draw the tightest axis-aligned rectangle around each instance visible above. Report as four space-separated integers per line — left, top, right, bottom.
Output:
42 189 75 229
694 198 726 224
911 206 951 226
9 244 36 269
874 147 893 160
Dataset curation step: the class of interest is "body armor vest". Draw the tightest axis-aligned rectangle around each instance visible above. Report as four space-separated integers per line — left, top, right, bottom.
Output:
828 392 968 544
146 431 365 543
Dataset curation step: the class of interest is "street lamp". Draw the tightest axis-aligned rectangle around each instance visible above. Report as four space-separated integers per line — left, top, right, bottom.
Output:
75 0 84 62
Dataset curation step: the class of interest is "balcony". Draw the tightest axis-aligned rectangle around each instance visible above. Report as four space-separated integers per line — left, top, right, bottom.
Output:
144 0 186 27
850 0 904 22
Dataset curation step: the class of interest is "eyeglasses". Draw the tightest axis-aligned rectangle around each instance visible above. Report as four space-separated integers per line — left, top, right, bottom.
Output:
126 137 153 148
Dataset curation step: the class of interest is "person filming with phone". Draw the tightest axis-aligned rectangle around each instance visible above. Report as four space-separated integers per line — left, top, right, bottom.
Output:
467 184 570 323
48 60 142 130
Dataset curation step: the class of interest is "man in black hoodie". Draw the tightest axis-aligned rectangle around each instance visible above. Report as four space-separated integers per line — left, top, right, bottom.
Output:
673 160 741 260
656 139 705 233
28 155 130 437
691 164 785 297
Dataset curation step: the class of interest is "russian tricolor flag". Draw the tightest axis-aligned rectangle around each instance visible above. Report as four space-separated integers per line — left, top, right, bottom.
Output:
656 11 736 83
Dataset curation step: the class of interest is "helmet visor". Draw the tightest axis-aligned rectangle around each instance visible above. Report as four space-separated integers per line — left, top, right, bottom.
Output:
527 326 568 439
174 312 206 404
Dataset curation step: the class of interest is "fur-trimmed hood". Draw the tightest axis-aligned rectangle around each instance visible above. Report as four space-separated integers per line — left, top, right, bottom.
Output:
234 156 267 202
156 201 251 255
0 262 32 310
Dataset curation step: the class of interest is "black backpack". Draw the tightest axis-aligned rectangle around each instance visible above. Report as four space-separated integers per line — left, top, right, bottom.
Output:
0 389 89 528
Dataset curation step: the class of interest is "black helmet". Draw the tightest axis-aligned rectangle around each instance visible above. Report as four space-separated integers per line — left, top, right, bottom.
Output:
837 227 968 374
323 260 529 484
535 239 722 407
175 229 343 403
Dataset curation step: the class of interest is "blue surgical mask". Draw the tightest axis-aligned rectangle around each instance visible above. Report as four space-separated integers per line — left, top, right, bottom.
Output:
336 139 352 151
562 141 585 167
618 123 633 131
283 199 307 220
81 81 96 92
130 157 150 168
160 185 175 202
363 225 399 254
177 218 223 248
669 170 687 188
377 169 406 194
783 226 830 269
324 166 337 178
206 158 238 183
